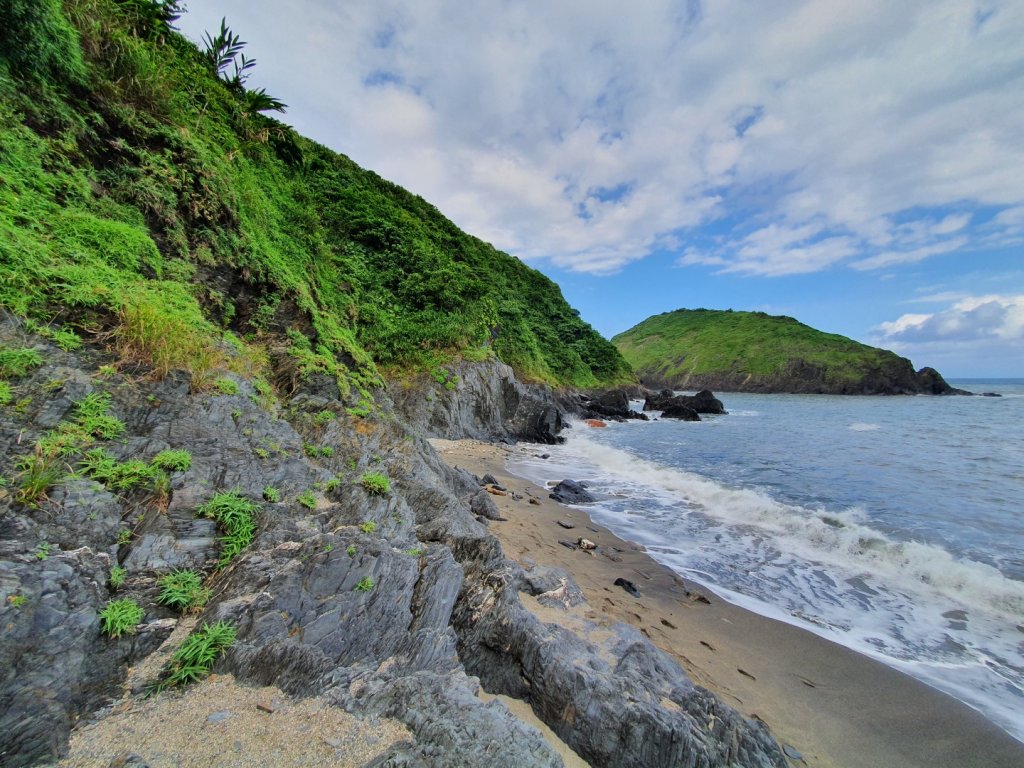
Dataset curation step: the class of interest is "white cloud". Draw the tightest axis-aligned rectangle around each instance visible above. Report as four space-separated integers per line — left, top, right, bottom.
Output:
177 1 1024 275
876 294 1024 343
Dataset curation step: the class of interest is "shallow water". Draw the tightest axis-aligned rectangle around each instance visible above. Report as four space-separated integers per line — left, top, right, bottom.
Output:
508 380 1024 742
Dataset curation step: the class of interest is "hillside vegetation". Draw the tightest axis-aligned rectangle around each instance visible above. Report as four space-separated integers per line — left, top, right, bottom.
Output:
613 309 943 394
0 0 632 403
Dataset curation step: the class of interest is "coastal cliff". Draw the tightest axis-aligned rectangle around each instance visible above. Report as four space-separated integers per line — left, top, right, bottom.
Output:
0 315 785 767
613 308 962 395
0 4 787 766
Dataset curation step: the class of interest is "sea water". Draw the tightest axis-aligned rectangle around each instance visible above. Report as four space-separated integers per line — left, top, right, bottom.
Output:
507 380 1024 742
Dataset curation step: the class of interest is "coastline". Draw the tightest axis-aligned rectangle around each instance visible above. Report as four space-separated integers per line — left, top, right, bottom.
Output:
432 437 1024 768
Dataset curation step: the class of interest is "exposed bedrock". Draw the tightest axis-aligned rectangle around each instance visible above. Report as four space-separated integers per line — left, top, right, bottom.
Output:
1 318 784 767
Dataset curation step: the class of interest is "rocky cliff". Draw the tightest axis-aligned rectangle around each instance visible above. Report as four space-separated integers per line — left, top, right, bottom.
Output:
0 316 786 767
613 309 964 395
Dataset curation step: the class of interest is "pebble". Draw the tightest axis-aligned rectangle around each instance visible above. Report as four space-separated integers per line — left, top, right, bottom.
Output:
613 578 641 598
783 743 803 760
556 520 575 529
207 711 233 724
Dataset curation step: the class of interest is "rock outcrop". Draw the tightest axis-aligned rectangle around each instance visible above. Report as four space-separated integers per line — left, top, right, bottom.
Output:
0 317 785 767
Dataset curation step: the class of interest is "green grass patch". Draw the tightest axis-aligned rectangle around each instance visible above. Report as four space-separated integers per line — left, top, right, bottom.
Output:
296 489 316 509
355 576 374 592
262 485 280 502
156 569 210 612
108 565 126 590
150 449 191 472
197 488 259 568
99 598 144 638
359 471 390 496
14 450 62 507
152 620 236 691
359 520 376 534
0 346 43 379
0 381 12 406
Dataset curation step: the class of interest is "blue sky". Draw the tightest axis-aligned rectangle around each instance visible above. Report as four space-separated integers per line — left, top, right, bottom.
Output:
179 1 1024 377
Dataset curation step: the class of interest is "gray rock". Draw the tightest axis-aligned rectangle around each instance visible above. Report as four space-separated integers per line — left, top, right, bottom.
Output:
549 480 596 504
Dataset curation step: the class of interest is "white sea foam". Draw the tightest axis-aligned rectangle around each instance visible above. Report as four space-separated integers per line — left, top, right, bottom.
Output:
508 422 1024 740
848 422 881 431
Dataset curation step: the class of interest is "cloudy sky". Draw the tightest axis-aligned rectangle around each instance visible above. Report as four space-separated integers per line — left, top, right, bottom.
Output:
179 1 1024 377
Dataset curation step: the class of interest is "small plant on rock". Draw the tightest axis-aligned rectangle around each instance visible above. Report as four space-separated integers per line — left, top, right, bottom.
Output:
359 520 376 534
0 346 43 378
197 489 259 568
296 490 317 509
99 598 144 638
346 545 356 557
152 620 236 691
8 594 28 608
0 381 11 406
73 392 125 440
355 576 374 592
14 450 62 507
109 565 127 590
34 542 51 560
215 377 239 395
157 569 210 612
151 449 192 472
262 485 280 502
359 471 390 496
116 528 133 546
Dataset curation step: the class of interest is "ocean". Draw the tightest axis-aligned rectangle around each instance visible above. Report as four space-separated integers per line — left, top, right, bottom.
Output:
507 380 1024 743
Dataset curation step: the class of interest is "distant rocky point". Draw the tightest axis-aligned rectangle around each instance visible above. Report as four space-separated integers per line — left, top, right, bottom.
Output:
612 308 969 395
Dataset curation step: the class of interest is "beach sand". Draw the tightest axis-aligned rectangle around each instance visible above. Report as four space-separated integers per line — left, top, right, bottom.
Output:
432 437 1024 768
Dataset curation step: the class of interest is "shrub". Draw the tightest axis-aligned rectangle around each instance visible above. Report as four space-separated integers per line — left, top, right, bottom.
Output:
197 489 259 568
0 346 43 378
152 620 236 691
359 471 390 496
151 449 191 472
157 569 210 612
99 598 144 638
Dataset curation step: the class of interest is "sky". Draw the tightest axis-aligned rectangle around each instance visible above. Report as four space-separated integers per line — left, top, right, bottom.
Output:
178 1 1024 377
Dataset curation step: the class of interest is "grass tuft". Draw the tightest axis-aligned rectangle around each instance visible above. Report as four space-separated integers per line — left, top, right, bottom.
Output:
197 489 259 568
150 449 191 472
156 569 210 612
359 471 390 496
99 598 144 638
152 620 236 691
0 346 43 379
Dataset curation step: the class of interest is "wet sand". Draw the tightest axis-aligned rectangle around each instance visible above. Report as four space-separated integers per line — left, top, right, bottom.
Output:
433 437 1024 768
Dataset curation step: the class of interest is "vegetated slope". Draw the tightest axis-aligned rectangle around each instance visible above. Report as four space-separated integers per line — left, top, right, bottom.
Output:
612 308 955 394
0 0 632 401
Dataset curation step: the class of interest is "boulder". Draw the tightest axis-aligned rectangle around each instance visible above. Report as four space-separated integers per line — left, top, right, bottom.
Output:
549 480 596 504
645 389 726 415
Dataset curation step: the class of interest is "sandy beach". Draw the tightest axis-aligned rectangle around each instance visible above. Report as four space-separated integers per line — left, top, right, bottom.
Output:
432 437 1024 768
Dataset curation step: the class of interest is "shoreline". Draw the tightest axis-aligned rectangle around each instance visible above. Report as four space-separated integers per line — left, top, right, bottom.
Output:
432 437 1024 768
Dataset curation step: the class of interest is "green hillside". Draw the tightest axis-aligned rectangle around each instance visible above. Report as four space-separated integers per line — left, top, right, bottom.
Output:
612 309 930 394
0 0 632 402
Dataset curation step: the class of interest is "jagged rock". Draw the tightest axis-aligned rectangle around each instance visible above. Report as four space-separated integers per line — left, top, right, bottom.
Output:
470 490 504 521
659 404 700 421
549 480 596 504
0 319 786 768
645 389 726 415
454 566 787 768
388 359 569 444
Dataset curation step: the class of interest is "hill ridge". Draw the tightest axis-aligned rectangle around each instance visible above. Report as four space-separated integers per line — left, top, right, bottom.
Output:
612 308 957 395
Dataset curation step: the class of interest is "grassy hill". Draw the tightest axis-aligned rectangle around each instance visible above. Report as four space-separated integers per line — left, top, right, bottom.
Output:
612 309 933 394
0 0 632 405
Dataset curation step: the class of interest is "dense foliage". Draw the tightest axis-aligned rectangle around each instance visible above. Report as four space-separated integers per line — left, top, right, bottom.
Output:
0 0 632 394
613 308 918 390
